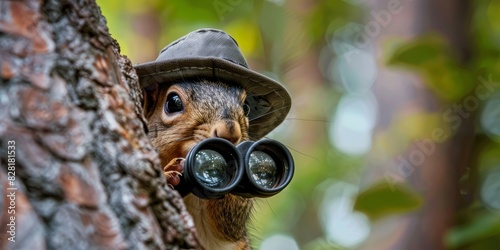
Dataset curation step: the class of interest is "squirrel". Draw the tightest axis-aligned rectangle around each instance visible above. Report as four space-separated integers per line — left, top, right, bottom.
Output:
134 28 291 250
143 79 253 249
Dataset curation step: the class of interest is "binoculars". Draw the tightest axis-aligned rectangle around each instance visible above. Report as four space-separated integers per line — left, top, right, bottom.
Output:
174 138 294 199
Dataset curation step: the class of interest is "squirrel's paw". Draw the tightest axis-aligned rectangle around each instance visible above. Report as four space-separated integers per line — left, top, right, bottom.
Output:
164 157 184 188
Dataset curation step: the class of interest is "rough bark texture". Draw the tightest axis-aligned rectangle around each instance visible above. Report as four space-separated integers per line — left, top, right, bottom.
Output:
0 0 201 249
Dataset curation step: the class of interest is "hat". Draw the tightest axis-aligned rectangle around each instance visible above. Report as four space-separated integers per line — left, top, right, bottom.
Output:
134 28 291 139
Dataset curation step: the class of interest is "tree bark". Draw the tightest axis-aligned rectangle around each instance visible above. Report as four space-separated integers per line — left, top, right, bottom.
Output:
0 0 201 249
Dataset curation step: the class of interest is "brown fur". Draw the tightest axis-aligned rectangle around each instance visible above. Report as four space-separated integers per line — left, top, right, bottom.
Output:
144 79 253 249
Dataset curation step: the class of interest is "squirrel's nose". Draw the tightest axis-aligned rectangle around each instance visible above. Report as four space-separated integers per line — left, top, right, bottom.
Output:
211 120 242 144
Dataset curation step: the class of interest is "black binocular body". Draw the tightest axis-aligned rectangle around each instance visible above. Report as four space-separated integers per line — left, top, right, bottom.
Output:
174 138 294 199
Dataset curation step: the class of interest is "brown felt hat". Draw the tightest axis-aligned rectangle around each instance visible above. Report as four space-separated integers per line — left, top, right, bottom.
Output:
134 28 291 139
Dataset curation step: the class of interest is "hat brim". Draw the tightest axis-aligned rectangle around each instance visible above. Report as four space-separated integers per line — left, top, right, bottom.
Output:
134 57 291 139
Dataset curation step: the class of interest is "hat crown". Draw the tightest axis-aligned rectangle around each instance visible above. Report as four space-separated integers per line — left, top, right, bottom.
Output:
157 29 249 69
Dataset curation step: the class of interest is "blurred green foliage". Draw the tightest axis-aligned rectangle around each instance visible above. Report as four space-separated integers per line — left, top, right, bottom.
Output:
446 212 500 248
384 0 500 249
385 35 475 102
354 181 422 221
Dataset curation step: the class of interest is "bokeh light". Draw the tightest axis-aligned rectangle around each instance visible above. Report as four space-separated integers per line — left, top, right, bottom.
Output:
480 95 500 141
259 234 300 250
329 93 377 156
480 167 500 210
320 181 370 247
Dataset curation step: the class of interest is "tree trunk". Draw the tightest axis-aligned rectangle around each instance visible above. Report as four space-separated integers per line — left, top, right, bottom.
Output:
361 0 472 249
0 0 201 249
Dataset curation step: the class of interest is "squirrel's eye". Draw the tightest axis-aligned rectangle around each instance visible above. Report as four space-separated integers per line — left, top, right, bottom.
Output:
165 93 183 114
243 101 251 117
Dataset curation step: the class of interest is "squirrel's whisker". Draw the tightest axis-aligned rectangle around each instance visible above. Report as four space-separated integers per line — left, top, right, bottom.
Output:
261 136 320 161
248 105 291 122
284 117 331 123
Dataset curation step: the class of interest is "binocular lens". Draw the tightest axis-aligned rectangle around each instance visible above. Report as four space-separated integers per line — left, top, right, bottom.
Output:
248 151 278 189
177 138 243 199
194 149 230 188
234 139 294 198
176 138 293 199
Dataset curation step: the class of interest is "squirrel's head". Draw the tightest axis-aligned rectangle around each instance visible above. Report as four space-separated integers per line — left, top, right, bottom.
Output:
143 79 254 245
143 79 250 166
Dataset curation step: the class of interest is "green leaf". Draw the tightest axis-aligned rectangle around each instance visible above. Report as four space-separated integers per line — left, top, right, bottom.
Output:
386 35 446 67
424 67 475 102
384 34 476 102
353 181 423 221
445 213 500 248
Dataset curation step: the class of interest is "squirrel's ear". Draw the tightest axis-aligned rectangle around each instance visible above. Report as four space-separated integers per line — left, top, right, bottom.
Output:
142 83 159 120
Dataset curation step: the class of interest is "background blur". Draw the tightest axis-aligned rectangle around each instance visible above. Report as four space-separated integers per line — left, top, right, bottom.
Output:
96 0 500 249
